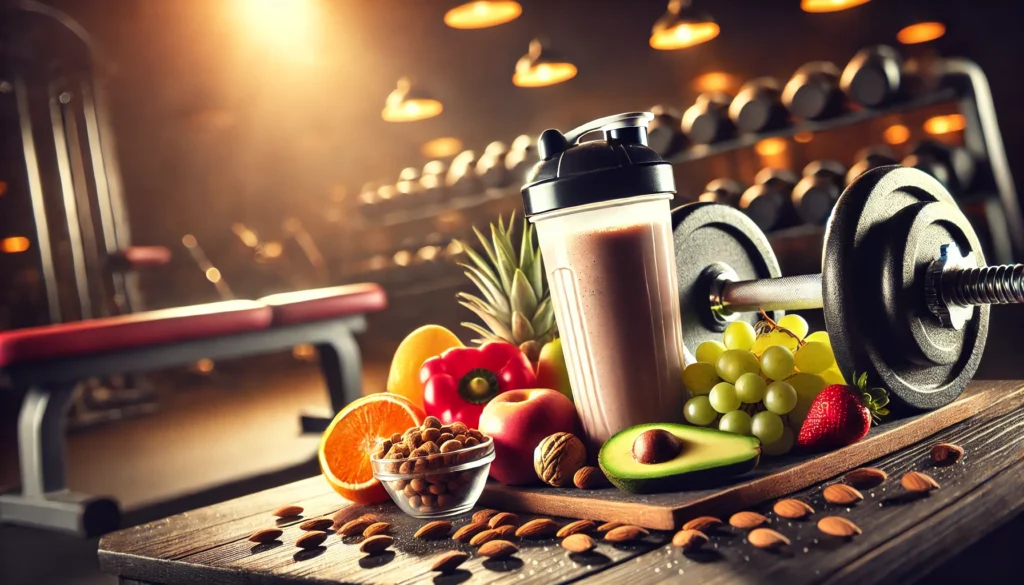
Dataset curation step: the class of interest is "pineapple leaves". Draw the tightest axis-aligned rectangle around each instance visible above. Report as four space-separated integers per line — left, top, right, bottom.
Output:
510 269 538 316
511 311 535 344
458 300 514 342
456 292 509 325
461 322 504 344
459 265 510 317
461 241 500 287
490 220 517 293
531 297 555 338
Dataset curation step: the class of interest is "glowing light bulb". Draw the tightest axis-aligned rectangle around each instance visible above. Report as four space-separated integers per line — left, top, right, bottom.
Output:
801 0 871 13
883 124 911 145
898 22 946 44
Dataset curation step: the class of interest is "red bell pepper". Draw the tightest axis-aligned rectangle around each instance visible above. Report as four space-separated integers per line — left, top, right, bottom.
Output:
420 342 537 428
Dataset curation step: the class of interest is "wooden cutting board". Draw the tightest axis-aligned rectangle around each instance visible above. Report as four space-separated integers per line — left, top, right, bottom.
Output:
479 380 1024 530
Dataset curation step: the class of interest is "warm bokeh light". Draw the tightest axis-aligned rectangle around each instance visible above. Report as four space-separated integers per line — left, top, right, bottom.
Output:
232 223 259 248
417 246 440 261
924 114 966 135
368 255 388 271
0 181 7 197
755 138 788 156
444 1 522 29
897 22 946 45
205 267 222 283
193 358 215 374
382 98 443 123
292 344 317 361
182 234 198 248
883 124 911 145
393 250 412 267
234 0 319 62
513 62 578 88
1 236 30 253
422 137 464 159
692 72 739 93
260 241 284 258
650 21 719 50
445 239 465 258
801 0 871 13
794 131 814 143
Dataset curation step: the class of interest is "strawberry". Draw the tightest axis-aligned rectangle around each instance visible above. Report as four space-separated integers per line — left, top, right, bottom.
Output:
797 373 889 452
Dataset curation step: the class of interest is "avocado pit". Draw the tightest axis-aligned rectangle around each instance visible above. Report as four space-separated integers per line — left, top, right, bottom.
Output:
632 428 684 464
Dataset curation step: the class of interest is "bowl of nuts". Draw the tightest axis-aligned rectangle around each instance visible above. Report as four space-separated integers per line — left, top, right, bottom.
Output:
370 416 495 518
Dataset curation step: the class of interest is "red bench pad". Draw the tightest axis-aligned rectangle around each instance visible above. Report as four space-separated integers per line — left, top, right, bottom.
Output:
261 283 387 326
111 246 172 269
0 301 272 367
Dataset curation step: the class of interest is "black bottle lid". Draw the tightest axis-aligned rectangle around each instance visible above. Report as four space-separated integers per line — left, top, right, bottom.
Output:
521 112 676 217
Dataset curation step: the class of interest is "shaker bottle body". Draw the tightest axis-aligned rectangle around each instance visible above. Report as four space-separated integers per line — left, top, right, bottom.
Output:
531 194 686 450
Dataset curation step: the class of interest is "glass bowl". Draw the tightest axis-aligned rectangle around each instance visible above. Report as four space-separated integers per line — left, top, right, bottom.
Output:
371 437 495 519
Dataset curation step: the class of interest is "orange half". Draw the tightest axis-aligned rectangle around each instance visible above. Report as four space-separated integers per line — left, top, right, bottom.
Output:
319 393 424 505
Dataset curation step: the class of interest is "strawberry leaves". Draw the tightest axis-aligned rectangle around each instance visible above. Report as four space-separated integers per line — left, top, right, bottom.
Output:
853 371 890 424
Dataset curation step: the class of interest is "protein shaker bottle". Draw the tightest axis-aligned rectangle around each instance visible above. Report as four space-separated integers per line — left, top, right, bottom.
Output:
521 112 686 450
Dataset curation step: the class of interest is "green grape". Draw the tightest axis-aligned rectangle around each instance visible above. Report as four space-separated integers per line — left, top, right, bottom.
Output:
764 381 798 414
760 346 795 381
821 367 847 386
762 426 795 456
709 382 741 413
794 341 835 374
789 372 827 401
684 396 717 426
735 372 767 404
751 411 784 444
716 349 760 383
766 330 799 351
805 330 830 345
719 410 753 435
777 314 809 340
695 341 727 364
723 321 756 351
682 362 720 396
790 399 812 427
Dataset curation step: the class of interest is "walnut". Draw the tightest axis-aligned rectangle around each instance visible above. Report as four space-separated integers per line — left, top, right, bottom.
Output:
533 432 587 487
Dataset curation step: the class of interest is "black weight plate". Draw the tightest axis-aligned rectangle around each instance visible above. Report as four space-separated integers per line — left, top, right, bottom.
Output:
673 202 783 354
824 166 988 412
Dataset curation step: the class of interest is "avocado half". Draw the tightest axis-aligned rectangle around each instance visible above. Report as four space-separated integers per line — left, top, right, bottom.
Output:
598 423 761 494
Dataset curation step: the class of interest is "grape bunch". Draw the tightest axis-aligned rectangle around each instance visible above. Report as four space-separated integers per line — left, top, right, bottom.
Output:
682 314 846 456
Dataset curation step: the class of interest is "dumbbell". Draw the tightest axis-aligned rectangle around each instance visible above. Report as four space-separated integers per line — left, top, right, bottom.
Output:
476 141 510 188
902 140 977 196
648 105 689 157
738 168 798 232
396 167 422 196
839 45 930 109
506 134 539 185
846 146 898 185
682 92 734 145
420 160 449 204
673 165 1024 412
791 160 846 225
698 178 745 207
782 61 844 120
728 77 789 133
446 150 483 195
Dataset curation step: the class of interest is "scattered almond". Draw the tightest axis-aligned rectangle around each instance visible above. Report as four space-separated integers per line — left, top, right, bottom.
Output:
844 467 888 489
682 516 722 532
299 518 334 532
452 521 487 543
574 466 609 489
472 509 500 524
557 519 596 538
337 517 374 536
469 529 499 546
773 499 814 519
604 525 649 543
488 512 519 528
431 551 470 573
729 511 767 529
748 528 790 549
478 539 519 558
671 529 708 551
824 483 864 505
597 521 624 533
272 505 303 518
362 522 391 537
901 471 940 492
494 525 517 539
561 533 596 553
331 508 361 528
817 516 862 538
415 520 453 539
516 518 559 539
248 528 283 543
931 443 964 464
359 534 393 554
295 531 327 549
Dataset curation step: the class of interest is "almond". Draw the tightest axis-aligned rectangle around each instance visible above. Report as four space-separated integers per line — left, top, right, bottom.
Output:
748 528 790 549
557 519 596 538
452 521 487 542
597 521 624 533
773 499 814 519
574 466 609 489
337 517 374 536
604 525 649 542
472 509 500 524
272 505 303 518
415 520 453 539
729 511 767 529
488 512 519 528
248 528 283 543
494 525 517 539
295 531 327 549
682 516 722 532
299 518 334 532
478 539 519 558
844 467 888 489
817 516 862 538
931 443 964 464
362 522 391 537
470 529 499 546
824 483 864 505
431 551 469 573
671 529 708 551
561 533 596 553
516 518 559 539
331 507 361 528
359 534 393 554
901 471 940 492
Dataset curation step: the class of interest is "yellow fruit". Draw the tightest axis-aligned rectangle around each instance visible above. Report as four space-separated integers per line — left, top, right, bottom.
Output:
387 325 463 409
536 338 573 402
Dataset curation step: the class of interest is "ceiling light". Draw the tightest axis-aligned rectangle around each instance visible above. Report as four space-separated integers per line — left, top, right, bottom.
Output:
924 114 966 135
513 39 577 88
650 1 719 51
692 71 739 93
444 1 522 29
382 78 443 122
897 22 946 45
801 0 871 13
422 137 464 158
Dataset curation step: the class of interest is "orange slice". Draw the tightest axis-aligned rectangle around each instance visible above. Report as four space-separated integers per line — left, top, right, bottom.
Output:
319 393 424 505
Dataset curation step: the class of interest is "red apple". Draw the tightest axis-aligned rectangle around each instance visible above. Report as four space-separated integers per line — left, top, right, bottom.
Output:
479 388 579 485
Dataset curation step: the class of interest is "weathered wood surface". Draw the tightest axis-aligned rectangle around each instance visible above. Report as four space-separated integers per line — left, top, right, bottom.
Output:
99 379 1024 585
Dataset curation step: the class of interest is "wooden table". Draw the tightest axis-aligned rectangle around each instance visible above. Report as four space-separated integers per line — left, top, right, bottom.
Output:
99 393 1024 585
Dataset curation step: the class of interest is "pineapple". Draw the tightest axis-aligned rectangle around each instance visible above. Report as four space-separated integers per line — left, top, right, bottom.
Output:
455 214 556 359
